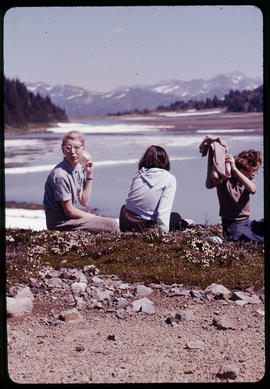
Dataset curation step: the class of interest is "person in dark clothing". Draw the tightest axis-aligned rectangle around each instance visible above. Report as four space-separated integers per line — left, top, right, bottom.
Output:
211 149 264 244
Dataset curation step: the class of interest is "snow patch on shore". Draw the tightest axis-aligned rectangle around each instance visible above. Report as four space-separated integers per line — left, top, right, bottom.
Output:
48 122 173 134
158 109 222 117
5 208 47 231
5 208 120 232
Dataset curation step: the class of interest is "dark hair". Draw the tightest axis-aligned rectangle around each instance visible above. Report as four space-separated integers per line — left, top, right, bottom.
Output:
235 149 262 170
138 145 170 171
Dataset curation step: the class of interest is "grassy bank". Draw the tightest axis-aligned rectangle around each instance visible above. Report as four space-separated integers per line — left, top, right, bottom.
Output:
5 225 264 291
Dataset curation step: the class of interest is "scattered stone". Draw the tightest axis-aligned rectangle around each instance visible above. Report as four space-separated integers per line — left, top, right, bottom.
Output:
133 285 153 297
75 345 85 352
207 235 223 244
118 283 130 290
71 282 87 296
79 273 88 284
92 276 103 284
171 289 190 297
83 264 99 277
74 296 87 310
6 287 34 317
58 308 83 322
59 268 83 281
45 277 63 289
165 317 180 326
115 311 125 319
230 291 261 304
6 260 264 349
248 322 260 329
7 296 33 317
216 364 239 380
115 297 129 309
234 300 248 306
204 283 231 300
189 289 202 299
213 316 235 330
95 290 113 302
175 310 195 322
93 301 103 310
255 309 264 316
29 278 44 289
255 287 264 302
230 291 248 301
122 291 133 298
131 297 155 315
16 286 34 300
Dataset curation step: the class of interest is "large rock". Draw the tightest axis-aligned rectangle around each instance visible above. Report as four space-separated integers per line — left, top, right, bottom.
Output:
6 287 34 317
230 291 261 304
95 290 113 302
204 283 231 299
58 308 83 322
213 316 235 330
217 364 239 380
175 310 195 322
131 297 155 315
71 282 87 296
133 285 153 297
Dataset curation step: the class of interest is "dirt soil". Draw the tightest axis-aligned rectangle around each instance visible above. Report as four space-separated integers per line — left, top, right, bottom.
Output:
6 288 265 384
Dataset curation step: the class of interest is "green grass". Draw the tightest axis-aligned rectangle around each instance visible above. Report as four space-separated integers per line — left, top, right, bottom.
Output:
5 225 264 291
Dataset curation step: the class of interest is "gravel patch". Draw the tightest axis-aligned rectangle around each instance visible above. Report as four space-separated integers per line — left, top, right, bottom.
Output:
6 266 265 384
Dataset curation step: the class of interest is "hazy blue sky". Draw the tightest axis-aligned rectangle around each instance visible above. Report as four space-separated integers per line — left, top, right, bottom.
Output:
4 5 263 92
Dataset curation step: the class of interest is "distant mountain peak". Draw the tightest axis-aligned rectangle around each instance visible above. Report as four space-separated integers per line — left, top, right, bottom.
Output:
26 72 262 116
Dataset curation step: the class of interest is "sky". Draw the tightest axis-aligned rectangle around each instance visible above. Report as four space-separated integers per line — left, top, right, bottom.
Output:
3 5 263 92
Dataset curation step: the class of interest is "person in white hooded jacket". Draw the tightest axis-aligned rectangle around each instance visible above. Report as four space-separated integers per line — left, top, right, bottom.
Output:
119 145 182 232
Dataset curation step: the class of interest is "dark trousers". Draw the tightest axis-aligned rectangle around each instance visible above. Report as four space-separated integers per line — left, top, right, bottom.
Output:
119 205 182 232
222 217 264 245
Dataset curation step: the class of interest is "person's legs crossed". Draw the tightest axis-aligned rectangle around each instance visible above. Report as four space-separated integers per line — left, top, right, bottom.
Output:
55 214 120 233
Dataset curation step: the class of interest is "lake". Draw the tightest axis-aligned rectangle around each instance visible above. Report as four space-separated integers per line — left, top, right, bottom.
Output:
5 112 264 225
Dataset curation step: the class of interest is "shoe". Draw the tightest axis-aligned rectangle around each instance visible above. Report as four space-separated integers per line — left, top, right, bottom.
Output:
181 219 195 228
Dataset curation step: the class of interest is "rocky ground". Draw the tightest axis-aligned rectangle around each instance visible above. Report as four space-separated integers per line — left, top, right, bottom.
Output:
6 264 265 384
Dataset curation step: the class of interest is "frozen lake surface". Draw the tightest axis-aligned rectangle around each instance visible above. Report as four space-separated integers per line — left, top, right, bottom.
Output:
5 113 264 226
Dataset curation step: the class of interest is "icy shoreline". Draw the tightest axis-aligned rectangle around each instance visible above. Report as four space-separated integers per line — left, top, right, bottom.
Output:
5 208 47 231
5 208 120 231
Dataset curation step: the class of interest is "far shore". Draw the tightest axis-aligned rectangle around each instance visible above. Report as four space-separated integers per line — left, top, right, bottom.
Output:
142 112 263 132
5 201 101 215
70 111 263 132
4 111 263 136
5 201 44 210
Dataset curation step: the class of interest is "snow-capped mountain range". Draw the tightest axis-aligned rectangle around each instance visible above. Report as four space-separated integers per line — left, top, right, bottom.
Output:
26 71 262 116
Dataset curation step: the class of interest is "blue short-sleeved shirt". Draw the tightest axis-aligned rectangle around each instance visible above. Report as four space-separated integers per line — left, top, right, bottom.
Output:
43 158 85 214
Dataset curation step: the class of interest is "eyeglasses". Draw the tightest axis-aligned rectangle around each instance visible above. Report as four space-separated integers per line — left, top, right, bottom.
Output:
63 144 83 153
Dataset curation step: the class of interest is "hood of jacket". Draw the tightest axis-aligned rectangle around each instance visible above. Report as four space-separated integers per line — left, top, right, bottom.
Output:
138 167 169 188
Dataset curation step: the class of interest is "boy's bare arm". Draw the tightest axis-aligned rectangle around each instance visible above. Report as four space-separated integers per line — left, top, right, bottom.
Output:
225 155 256 194
79 160 94 207
61 200 94 219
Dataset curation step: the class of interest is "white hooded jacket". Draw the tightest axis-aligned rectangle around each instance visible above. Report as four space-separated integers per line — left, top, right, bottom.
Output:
125 167 177 231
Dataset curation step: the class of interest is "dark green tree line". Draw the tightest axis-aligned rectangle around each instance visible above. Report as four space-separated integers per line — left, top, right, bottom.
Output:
111 85 263 116
4 77 69 129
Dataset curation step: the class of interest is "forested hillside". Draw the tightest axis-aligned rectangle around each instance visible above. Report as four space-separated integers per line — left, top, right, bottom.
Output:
4 77 69 129
111 85 263 116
